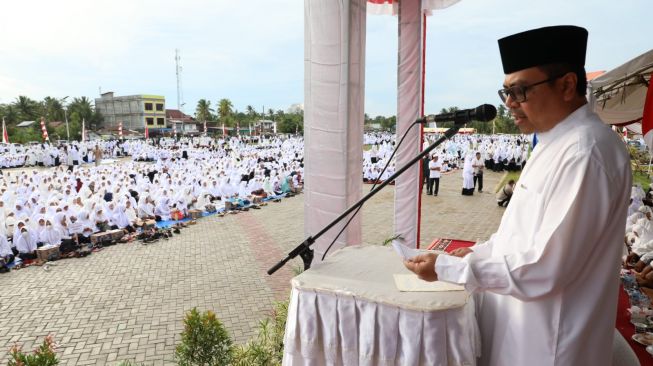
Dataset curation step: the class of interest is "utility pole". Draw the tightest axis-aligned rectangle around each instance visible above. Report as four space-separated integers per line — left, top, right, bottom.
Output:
175 49 184 135
62 96 70 141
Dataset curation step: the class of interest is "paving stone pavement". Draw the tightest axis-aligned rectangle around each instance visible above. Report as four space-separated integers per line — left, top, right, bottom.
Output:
0 170 507 365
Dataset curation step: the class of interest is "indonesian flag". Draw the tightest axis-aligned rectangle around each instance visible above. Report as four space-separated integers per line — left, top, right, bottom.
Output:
643 71 653 152
173 123 177 139
82 118 86 142
2 117 8 143
118 121 123 139
145 125 149 140
40 117 50 142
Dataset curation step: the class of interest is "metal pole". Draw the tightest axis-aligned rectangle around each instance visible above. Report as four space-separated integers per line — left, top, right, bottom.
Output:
62 96 70 141
65 109 70 141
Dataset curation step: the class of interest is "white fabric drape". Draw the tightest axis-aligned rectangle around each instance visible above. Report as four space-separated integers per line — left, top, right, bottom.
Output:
394 0 423 248
282 245 479 365
304 0 366 261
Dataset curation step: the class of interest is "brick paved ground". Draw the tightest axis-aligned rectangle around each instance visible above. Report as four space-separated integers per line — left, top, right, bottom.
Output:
0 169 506 365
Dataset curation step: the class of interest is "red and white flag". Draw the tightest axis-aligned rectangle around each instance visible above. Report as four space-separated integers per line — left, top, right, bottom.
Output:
203 120 207 135
222 123 226 137
643 72 653 152
173 123 177 139
145 125 149 140
2 117 8 143
40 117 50 142
118 121 123 140
81 118 86 142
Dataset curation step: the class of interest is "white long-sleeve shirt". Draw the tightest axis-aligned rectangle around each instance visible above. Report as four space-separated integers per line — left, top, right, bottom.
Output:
435 105 631 366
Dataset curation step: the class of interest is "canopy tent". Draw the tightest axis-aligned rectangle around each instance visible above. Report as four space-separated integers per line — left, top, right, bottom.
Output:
589 49 653 150
589 49 653 126
304 0 461 260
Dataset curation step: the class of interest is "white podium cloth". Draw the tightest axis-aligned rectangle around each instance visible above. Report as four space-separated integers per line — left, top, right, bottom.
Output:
283 245 480 366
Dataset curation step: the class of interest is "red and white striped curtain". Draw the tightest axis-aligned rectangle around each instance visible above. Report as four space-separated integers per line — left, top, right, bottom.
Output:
40 117 50 142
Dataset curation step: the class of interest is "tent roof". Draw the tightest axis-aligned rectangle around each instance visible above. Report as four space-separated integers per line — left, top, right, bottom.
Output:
589 49 653 125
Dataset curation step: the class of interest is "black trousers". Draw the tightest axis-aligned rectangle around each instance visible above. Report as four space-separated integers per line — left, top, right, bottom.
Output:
473 174 483 192
428 177 440 195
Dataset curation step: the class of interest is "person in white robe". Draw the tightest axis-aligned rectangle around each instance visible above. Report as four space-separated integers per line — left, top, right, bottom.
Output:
15 227 38 260
404 26 631 366
461 155 475 196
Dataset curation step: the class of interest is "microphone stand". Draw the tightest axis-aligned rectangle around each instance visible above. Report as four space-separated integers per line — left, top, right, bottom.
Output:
267 124 462 275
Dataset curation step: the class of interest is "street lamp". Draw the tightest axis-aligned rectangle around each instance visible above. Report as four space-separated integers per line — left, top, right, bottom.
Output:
62 96 70 141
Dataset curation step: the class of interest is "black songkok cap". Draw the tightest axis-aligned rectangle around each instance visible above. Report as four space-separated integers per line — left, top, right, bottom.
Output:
498 25 588 74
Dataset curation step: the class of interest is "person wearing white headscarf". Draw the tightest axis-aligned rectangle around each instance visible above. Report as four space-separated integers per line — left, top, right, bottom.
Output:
155 198 172 221
461 155 475 196
112 204 134 232
15 226 38 260
138 195 156 220
39 220 62 246
1 233 14 267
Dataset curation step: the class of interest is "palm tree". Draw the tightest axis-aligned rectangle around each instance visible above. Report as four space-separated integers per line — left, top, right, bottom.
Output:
217 98 234 124
42 96 65 122
13 96 40 121
0 105 19 124
195 99 214 122
245 105 258 120
68 97 94 121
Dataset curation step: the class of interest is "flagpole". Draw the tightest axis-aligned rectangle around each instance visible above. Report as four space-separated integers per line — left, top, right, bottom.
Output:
2 117 8 144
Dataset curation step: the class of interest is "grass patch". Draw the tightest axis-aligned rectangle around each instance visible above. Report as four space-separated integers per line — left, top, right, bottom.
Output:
363 144 373 151
495 163 648 193
633 171 651 188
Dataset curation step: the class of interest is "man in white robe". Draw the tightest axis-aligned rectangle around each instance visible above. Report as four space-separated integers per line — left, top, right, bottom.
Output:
404 26 631 366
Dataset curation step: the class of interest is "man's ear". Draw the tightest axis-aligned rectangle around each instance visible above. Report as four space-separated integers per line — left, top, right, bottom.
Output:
560 72 578 102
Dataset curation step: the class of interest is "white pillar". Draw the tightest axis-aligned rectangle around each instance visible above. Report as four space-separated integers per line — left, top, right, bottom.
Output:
304 0 366 260
394 0 424 248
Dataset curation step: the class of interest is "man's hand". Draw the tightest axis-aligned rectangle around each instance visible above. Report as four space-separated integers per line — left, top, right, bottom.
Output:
404 253 438 282
450 247 473 258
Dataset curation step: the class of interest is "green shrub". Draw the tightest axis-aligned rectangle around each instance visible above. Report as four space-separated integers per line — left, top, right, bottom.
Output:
175 308 233 366
231 300 288 366
7 334 59 366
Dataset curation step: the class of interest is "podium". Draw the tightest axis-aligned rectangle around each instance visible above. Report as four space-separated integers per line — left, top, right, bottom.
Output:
282 245 480 366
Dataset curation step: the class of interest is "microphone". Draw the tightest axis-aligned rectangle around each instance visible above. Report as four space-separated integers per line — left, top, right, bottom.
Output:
417 104 497 124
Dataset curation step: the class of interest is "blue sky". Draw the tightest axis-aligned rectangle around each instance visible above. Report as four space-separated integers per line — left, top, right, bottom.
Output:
0 0 650 117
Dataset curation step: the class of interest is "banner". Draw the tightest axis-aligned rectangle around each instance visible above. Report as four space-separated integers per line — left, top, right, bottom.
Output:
118 121 123 140
40 117 50 142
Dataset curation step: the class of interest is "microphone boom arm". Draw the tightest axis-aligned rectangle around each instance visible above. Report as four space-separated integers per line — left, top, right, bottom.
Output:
267 124 462 275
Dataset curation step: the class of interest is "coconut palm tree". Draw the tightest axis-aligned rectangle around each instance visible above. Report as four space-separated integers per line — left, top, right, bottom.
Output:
245 105 257 120
13 96 40 121
195 99 214 122
217 98 234 125
42 96 65 122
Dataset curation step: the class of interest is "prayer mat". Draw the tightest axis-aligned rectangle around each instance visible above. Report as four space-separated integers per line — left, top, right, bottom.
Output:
427 238 475 253
616 283 651 364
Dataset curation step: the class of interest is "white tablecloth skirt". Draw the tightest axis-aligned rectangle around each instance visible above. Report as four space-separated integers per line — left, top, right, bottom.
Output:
283 288 480 366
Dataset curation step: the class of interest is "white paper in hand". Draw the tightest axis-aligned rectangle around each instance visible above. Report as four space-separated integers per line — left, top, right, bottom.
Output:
392 239 421 260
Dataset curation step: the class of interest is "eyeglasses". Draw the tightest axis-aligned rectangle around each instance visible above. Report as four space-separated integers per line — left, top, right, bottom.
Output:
498 75 564 103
